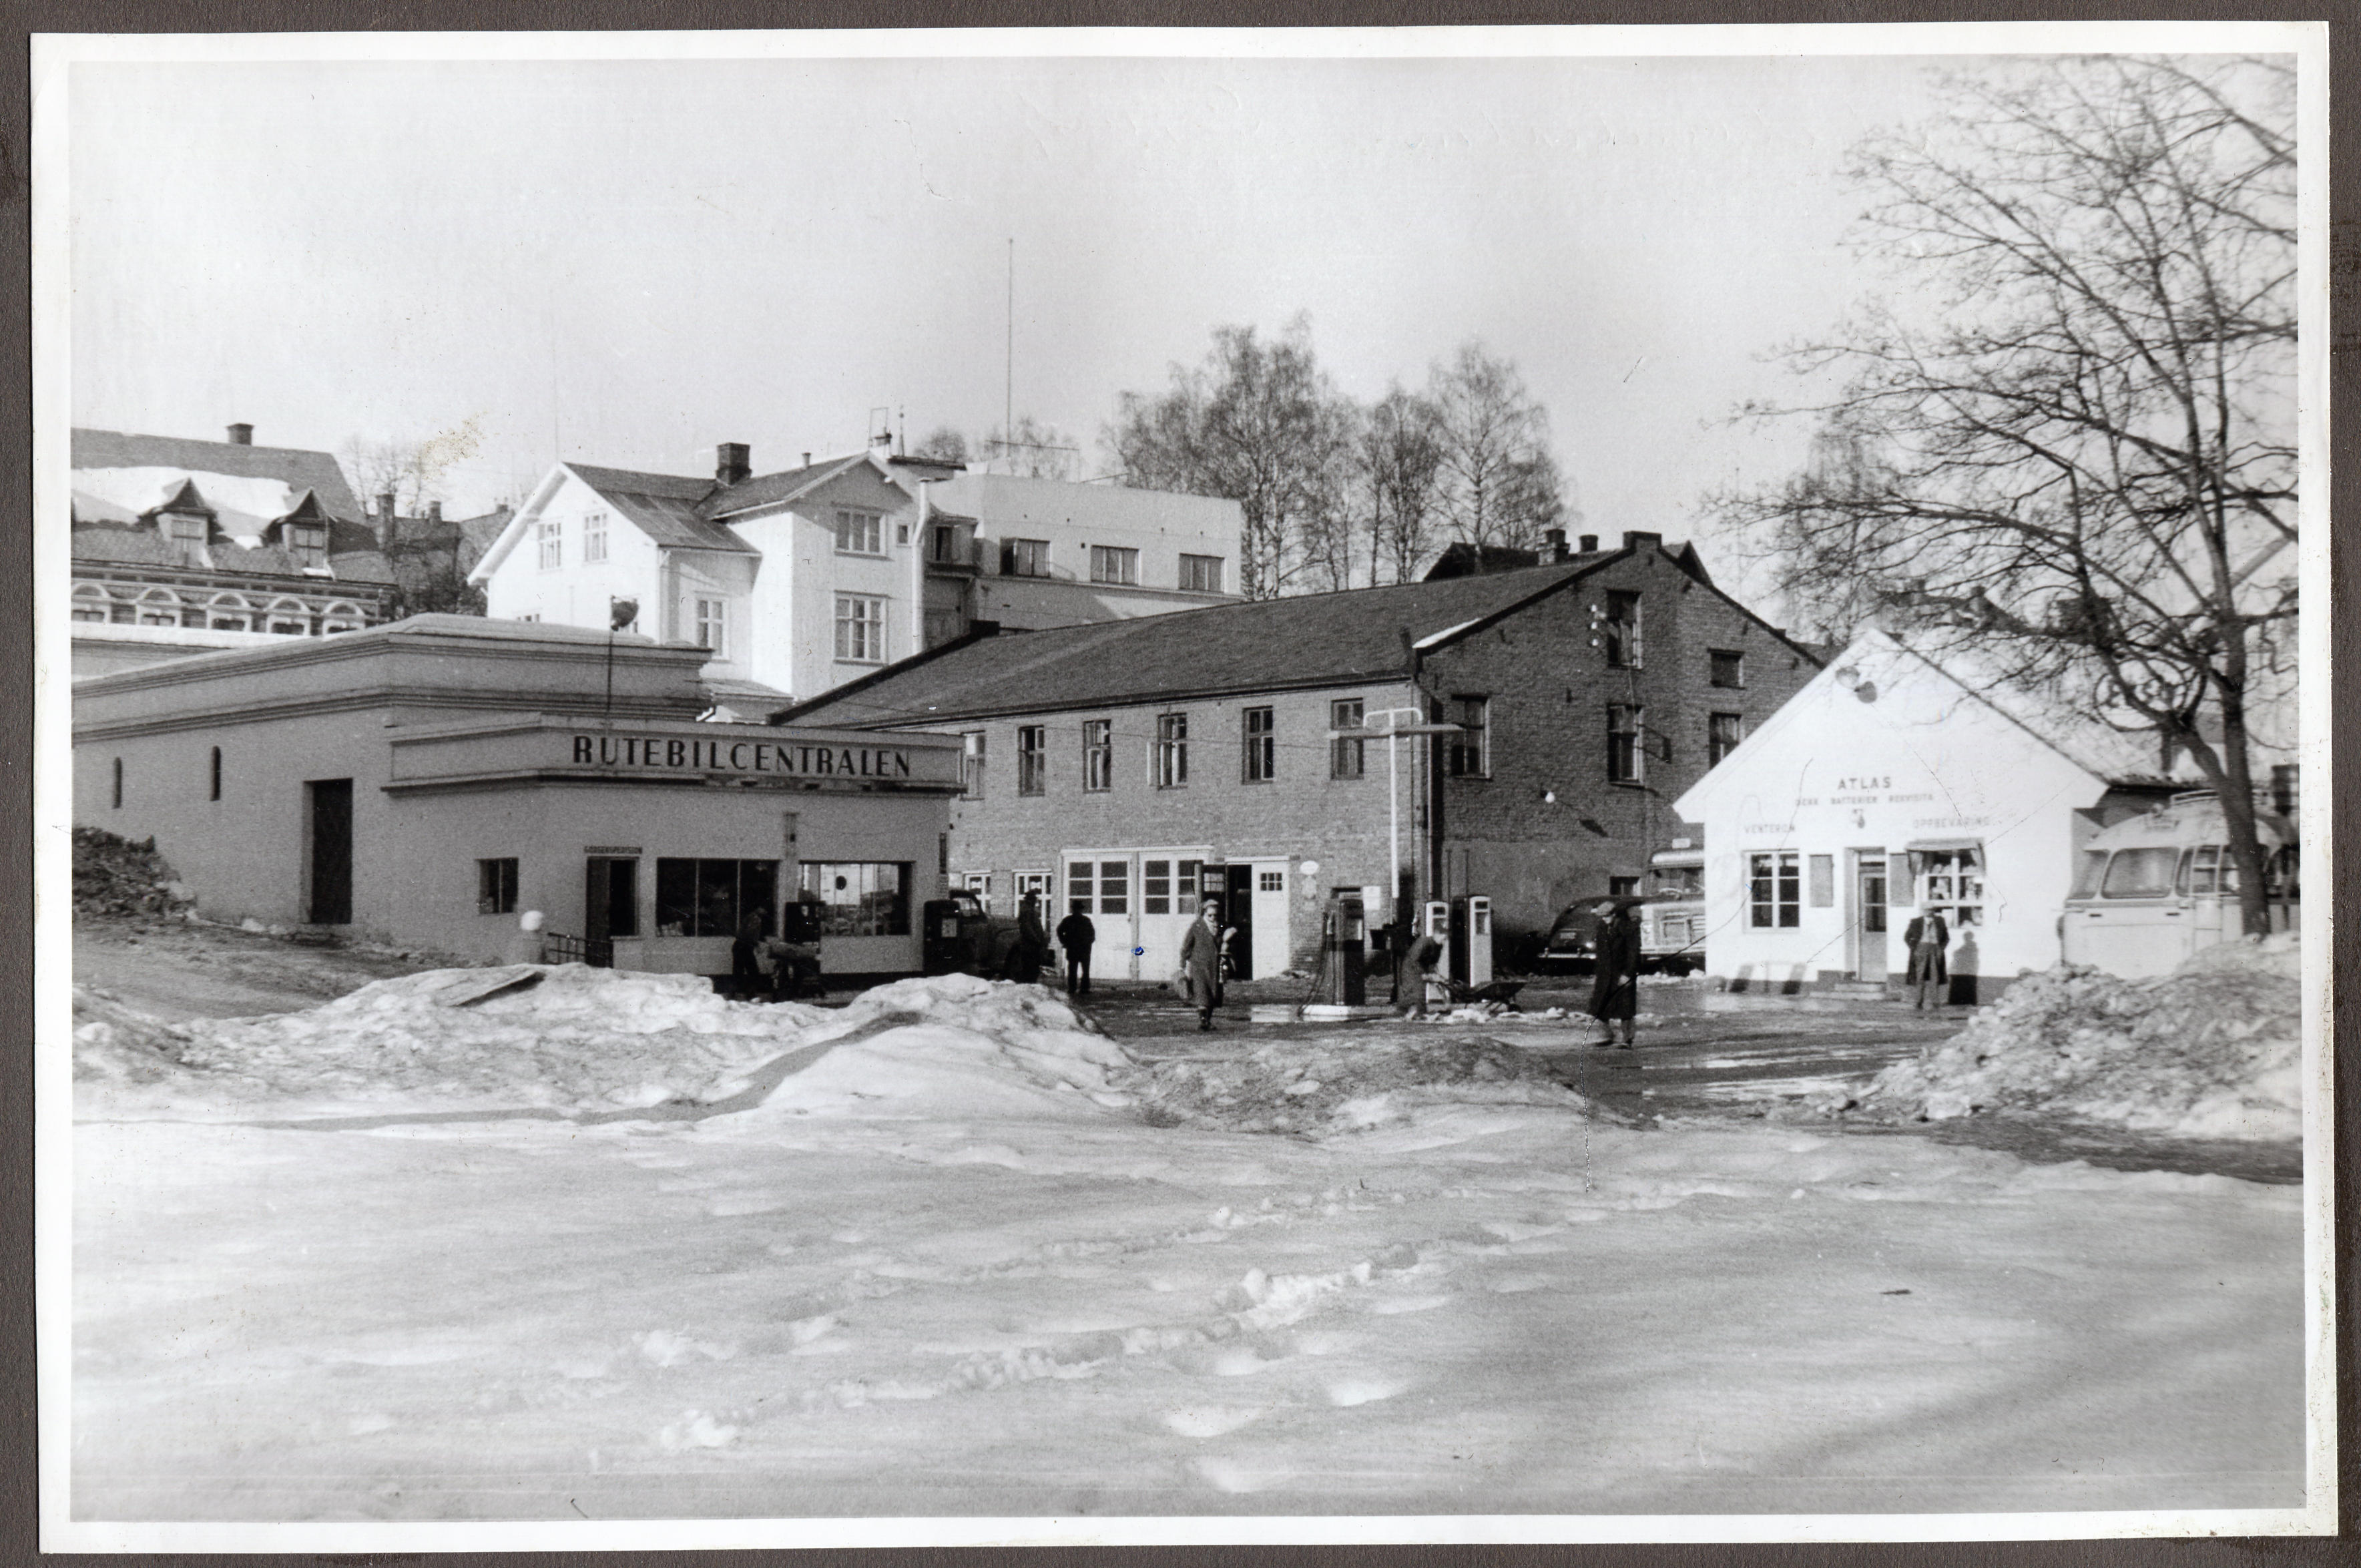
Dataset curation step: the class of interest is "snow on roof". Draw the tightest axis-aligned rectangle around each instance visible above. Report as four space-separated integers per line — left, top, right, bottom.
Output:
71 466 302 529
1413 619 1483 650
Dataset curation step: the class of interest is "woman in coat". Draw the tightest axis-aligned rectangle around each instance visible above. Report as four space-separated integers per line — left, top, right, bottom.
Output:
1589 898 1643 1049
1177 897 1228 1031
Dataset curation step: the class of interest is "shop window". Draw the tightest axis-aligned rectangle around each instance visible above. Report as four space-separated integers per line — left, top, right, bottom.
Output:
1709 649 1745 688
798 861 908 937
655 858 779 937
1708 712 1744 767
1089 545 1139 586
1081 720 1112 793
477 857 519 916
1447 696 1489 778
1748 851 1800 928
834 509 884 555
1179 553 1224 593
1330 698 1365 779
537 517 562 569
583 511 608 564
1156 712 1189 788
208 746 222 802
695 597 728 658
835 595 886 662
1017 725 1047 796
960 731 986 798
1604 591 1642 669
1242 707 1276 783
1914 846 1988 925
1002 538 1051 578
1607 705 1643 783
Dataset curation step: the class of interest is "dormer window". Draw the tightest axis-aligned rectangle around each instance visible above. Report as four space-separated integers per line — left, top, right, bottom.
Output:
285 522 328 570
162 512 210 568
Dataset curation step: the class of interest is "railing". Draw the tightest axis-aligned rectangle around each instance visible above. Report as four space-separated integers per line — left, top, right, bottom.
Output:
541 930 613 969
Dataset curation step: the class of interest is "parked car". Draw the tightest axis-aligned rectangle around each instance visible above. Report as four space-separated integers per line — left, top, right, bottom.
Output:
1535 853 1707 977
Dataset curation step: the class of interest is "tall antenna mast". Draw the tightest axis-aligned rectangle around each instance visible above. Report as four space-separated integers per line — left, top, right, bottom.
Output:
1004 237 1015 469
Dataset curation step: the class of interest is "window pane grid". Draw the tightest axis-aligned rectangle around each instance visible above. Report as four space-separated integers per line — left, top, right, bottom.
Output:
1081 720 1113 792
1017 725 1047 796
1242 707 1276 783
835 595 886 662
1330 698 1365 779
799 861 910 936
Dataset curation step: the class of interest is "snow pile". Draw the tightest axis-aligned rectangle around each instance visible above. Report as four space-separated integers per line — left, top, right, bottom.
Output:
73 828 194 923
72 987 198 1087
1838 935 2302 1142
1118 1033 1601 1136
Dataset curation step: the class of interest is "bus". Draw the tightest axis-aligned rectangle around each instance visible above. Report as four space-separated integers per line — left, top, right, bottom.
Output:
2059 792 2297 979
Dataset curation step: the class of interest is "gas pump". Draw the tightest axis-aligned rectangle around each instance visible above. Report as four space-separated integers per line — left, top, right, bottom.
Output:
1420 902 1453 1012
1450 896 1493 987
1324 889 1368 1005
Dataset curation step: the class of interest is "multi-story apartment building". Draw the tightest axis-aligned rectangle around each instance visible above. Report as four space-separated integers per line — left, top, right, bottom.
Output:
469 439 1242 708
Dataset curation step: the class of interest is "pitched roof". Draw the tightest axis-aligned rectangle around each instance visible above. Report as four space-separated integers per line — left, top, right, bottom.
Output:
563 463 756 555
71 427 364 519
1886 633 2177 788
69 513 397 586
700 453 876 520
777 555 1633 728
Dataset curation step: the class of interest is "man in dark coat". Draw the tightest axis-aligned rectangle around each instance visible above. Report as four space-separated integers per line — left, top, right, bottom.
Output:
1396 925 1446 1019
730 908 770 1000
1589 898 1642 1048
1055 908 1097 997
1177 898 1228 1031
1007 891 1049 983
1904 908 1951 1009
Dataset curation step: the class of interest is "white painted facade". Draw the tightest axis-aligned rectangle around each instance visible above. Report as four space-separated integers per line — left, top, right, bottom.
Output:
1673 630 2179 1000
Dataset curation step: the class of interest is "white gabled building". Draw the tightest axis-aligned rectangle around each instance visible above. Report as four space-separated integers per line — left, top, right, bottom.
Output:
1673 628 2191 1003
469 441 1243 713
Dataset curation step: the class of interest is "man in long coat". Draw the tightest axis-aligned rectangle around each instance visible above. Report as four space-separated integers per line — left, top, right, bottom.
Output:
1009 891 1049 983
1589 898 1642 1048
1904 907 1951 1009
1055 907 1097 997
1177 897 1228 1031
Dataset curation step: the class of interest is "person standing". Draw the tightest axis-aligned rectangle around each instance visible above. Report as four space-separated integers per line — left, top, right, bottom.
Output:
731 907 770 999
1396 924 1446 1019
1177 897 1228 1031
1589 898 1642 1049
1055 907 1097 997
1009 890 1050 983
1904 906 1951 1009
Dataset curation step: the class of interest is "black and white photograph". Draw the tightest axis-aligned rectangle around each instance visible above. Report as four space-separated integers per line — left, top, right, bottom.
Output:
33 22 2332 1549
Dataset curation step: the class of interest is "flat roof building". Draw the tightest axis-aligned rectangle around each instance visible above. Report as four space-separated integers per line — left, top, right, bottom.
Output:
73 616 963 977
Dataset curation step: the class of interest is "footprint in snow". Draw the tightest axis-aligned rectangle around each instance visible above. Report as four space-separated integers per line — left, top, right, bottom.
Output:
1163 1405 1266 1438
1325 1374 1412 1406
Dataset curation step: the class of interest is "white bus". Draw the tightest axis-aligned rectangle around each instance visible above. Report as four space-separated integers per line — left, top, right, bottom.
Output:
2060 792 2298 979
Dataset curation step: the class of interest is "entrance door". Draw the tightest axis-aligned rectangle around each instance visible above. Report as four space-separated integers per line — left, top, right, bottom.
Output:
306 778 352 925
1250 863 1290 979
584 857 637 965
1222 864 1255 980
1854 852 1888 982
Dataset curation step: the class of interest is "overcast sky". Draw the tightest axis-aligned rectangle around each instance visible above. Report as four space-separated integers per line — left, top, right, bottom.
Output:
69 48 2003 585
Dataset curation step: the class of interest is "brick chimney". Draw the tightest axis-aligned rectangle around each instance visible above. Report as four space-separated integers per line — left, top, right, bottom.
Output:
1623 530 1662 552
427 500 443 524
1578 533 1598 553
376 492 398 545
716 443 752 487
226 422 253 446
1543 527 1569 563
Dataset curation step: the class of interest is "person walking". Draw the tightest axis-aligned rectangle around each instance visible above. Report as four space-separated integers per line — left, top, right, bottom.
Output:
1589 898 1642 1049
1904 906 1951 1009
1396 923 1446 1019
1055 907 1097 997
1177 896 1228 1031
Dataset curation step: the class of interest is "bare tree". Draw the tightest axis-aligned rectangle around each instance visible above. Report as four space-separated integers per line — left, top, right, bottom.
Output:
1358 385 1447 584
1105 316 1358 599
1428 342 1566 551
1714 55 2297 933
981 414 1081 480
910 426 970 465
338 416 486 520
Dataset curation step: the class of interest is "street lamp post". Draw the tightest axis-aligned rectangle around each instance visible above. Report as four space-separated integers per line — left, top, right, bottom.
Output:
1336 708 1461 929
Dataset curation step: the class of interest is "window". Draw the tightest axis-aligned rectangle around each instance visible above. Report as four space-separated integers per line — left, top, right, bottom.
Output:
930 523 970 565
961 731 987 798
798 861 909 937
1089 545 1139 585
537 517 562 569
896 521 911 546
834 594 886 662
208 746 222 802
477 857 519 916
286 523 328 570
1710 649 1744 688
655 858 779 937
1258 870 1284 893
1447 697 1489 778
1916 846 1988 926
1605 590 1642 668
1017 725 1047 796
834 509 884 555
137 594 180 627
1242 707 1276 783
71 587 109 623
1708 712 1745 767
1330 699 1366 779
1002 538 1051 578
1143 859 1171 914
1081 720 1113 792
1748 851 1800 928
1095 858 1129 915
1066 860 1092 914
516 613 540 623
695 597 728 658
1155 712 1189 788
1607 704 1645 783
1179 554 1224 593
164 513 209 567
583 511 608 564
1609 876 1641 897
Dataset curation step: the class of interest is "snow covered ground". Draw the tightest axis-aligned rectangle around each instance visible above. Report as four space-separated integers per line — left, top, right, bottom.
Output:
67 967 2312 1530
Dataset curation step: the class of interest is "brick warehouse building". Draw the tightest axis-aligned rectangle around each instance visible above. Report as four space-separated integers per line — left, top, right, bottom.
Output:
775 531 1821 984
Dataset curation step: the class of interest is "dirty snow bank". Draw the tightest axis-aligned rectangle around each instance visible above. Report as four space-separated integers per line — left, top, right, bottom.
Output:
74 968 1137 1122
1115 1033 1602 1136
1836 935 2302 1142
